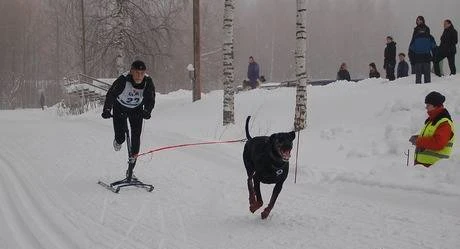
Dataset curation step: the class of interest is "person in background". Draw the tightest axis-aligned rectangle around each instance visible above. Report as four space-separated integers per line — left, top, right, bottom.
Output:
409 91 455 167
384 36 397 81
40 92 45 110
409 16 431 74
409 27 436 84
369 62 381 78
434 19 458 76
397 53 409 78
337 63 351 81
247 56 260 89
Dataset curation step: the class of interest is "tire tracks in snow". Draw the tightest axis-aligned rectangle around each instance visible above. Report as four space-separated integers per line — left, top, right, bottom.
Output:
0 132 158 249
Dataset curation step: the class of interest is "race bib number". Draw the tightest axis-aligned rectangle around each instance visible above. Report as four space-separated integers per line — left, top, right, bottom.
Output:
117 82 144 108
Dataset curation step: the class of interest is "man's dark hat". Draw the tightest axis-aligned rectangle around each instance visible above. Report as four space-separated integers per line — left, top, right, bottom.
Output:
131 60 146 70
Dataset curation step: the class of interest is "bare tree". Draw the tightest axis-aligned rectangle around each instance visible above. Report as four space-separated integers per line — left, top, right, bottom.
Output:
85 0 184 77
0 0 188 109
222 0 235 125
293 0 308 131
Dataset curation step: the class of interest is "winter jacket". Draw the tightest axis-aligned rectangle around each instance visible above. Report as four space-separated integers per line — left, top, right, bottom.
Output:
415 107 455 167
397 60 409 78
409 24 431 65
369 70 380 78
439 25 458 56
247 62 260 82
103 73 156 114
409 32 437 64
384 41 397 68
337 69 351 81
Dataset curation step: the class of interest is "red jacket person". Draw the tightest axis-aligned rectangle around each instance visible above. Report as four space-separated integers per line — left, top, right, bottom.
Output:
409 91 455 167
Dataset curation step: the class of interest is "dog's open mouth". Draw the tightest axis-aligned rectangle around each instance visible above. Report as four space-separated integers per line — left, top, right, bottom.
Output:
279 148 292 161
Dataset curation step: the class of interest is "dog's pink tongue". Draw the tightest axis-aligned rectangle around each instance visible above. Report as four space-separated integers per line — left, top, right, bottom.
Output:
282 150 291 160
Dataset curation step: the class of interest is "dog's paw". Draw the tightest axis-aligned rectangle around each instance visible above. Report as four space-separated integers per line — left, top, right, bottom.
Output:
249 201 263 213
261 207 272 219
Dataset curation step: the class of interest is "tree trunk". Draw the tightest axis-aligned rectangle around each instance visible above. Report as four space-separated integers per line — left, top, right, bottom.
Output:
80 0 87 75
293 0 308 131
222 0 235 125
193 0 201 102
115 1 126 75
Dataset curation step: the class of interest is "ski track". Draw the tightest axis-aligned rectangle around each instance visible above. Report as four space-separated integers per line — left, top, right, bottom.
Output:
2 79 460 249
0 149 82 249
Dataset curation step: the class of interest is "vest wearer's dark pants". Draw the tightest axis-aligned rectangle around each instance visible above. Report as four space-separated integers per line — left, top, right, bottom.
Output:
414 62 431 84
112 104 143 156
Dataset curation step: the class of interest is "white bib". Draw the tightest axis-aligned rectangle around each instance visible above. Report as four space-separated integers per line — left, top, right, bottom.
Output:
116 82 144 108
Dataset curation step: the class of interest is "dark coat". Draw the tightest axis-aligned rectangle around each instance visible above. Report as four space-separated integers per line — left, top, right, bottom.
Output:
337 69 351 81
103 73 156 114
247 62 260 82
409 32 437 64
40 93 45 106
397 60 409 78
384 41 397 68
369 70 381 78
439 25 458 56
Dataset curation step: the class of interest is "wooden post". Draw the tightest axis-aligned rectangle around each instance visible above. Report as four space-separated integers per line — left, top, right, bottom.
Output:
193 0 201 102
80 0 87 75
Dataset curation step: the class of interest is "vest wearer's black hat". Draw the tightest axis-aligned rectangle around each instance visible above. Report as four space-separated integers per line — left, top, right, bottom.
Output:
131 60 146 70
425 91 445 107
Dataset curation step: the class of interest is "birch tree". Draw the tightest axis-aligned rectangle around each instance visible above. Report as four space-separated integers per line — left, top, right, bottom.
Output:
85 0 183 76
222 0 235 125
114 0 128 75
293 0 308 131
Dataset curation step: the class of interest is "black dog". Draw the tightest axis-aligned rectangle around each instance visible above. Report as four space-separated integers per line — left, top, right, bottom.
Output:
243 116 295 219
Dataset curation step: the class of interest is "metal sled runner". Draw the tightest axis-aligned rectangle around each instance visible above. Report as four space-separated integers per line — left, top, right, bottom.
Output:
98 178 154 193
98 124 154 193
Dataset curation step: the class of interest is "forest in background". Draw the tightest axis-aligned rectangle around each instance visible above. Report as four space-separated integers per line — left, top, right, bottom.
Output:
1 0 459 108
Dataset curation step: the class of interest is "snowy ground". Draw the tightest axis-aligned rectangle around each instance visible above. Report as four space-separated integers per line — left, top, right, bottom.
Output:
1 75 460 249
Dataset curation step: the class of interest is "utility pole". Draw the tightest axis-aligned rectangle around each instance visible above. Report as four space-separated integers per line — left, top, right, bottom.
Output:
80 0 87 75
192 0 201 101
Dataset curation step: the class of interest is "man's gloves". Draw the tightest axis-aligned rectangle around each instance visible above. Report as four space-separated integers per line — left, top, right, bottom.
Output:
409 135 418 145
101 109 112 119
142 110 151 120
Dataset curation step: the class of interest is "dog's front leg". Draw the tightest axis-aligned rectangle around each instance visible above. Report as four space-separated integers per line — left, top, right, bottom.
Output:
261 182 283 219
247 178 256 206
250 179 263 213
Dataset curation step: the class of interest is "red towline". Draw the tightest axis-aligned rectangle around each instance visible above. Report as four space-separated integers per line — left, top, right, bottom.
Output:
135 138 246 158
